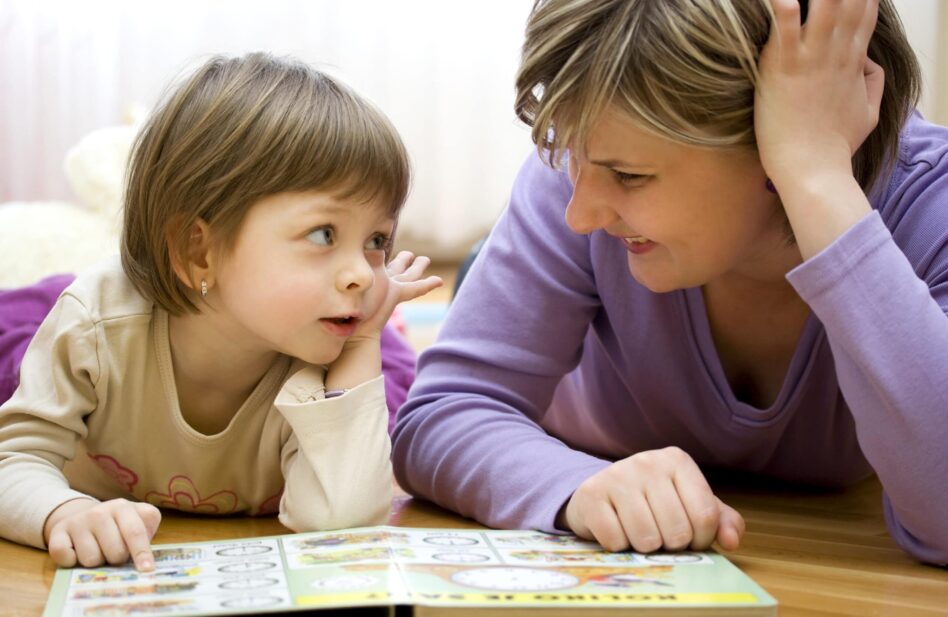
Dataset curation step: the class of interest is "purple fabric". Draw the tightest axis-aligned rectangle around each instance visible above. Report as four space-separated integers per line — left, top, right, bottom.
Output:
0 275 416 434
0 274 75 403
380 324 416 434
393 112 948 565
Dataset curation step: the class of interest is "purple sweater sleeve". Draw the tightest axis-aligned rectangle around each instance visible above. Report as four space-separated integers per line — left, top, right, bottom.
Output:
788 201 948 562
392 155 610 531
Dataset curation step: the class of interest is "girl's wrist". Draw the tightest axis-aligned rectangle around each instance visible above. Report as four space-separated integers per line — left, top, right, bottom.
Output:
325 336 382 392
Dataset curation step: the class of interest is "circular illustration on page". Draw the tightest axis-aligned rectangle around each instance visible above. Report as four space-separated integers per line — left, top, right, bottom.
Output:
423 535 480 546
217 560 278 574
451 567 580 591
431 552 491 563
218 577 281 590
216 544 273 557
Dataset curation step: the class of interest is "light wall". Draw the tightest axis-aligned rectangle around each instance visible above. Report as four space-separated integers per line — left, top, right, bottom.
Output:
893 0 947 124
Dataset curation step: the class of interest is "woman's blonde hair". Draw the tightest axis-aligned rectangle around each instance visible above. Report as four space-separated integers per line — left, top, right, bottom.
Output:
122 52 410 315
516 0 920 192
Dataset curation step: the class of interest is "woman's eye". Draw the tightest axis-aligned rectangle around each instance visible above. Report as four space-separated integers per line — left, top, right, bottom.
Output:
365 233 389 251
614 171 649 186
306 227 334 246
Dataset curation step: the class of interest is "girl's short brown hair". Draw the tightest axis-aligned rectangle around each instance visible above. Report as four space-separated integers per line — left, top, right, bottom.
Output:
121 52 410 315
515 0 920 194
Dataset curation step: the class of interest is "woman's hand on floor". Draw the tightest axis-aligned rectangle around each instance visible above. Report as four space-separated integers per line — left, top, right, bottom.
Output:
560 446 745 553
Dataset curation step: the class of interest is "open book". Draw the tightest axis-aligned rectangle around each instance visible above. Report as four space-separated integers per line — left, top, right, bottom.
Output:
43 526 776 616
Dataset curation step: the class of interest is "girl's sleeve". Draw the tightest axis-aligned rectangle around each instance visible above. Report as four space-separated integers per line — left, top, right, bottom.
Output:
274 368 392 531
392 154 611 533
786 166 948 564
0 294 101 548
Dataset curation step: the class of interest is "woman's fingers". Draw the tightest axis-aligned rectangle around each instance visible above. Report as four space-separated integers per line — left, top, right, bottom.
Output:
715 499 747 551
672 459 721 550
769 0 802 55
802 0 843 52
585 499 633 552
644 481 694 551
615 492 663 553
564 448 740 555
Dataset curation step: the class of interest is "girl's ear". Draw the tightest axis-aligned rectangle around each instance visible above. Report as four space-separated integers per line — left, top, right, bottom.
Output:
169 218 216 294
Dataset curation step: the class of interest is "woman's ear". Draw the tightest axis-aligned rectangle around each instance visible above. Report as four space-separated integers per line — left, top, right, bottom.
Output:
168 218 216 295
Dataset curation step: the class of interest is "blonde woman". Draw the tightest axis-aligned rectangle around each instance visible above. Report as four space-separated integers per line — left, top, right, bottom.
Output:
394 0 948 565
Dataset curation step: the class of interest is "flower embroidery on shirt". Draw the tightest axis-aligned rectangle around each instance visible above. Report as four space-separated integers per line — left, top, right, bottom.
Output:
256 489 283 515
88 453 139 492
145 475 238 514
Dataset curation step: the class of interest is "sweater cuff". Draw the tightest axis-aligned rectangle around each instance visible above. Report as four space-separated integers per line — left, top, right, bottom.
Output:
786 210 891 302
276 370 386 428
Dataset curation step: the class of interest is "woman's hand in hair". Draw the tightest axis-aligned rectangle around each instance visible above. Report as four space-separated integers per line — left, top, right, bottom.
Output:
754 0 884 190
558 447 745 553
753 0 883 260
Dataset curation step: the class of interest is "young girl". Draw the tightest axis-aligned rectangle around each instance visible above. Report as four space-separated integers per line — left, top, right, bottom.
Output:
393 0 948 565
0 52 441 571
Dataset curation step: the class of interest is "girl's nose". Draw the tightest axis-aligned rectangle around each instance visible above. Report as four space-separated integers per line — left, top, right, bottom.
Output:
336 252 375 292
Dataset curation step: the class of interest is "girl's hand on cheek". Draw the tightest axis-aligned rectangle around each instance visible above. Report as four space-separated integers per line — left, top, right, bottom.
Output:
44 498 162 571
754 0 884 190
352 250 442 339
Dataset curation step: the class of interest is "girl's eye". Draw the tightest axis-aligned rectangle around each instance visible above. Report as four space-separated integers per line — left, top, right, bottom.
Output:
306 227 334 246
365 233 390 252
614 171 649 186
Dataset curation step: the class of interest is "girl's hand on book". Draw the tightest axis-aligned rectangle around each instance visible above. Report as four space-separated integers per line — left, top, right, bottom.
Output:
44 498 161 571
560 446 745 553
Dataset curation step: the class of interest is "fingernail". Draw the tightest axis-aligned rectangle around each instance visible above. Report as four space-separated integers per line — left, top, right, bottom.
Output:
140 557 154 571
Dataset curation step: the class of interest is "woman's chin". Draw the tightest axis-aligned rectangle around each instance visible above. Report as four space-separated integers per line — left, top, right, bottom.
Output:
626 259 681 294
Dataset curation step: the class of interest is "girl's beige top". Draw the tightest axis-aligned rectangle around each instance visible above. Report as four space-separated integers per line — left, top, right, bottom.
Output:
0 257 392 549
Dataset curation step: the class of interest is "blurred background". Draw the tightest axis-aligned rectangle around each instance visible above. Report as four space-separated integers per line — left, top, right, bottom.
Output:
1 0 946 266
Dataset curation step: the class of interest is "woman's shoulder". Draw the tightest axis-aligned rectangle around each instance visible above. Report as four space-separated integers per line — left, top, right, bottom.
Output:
870 113 948 275
60 256 154 324
893 112 948 172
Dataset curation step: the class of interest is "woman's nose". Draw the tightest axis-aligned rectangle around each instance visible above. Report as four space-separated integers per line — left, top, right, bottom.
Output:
565 165 618 234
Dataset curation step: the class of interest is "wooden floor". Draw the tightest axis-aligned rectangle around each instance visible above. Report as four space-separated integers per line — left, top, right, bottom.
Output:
4 477 947 616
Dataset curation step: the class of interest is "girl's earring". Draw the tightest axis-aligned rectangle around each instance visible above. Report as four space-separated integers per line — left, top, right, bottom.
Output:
765 179 778 194
201 279 208 297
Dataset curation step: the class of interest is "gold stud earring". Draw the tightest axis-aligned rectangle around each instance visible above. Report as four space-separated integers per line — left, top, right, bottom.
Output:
201 279 208 297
